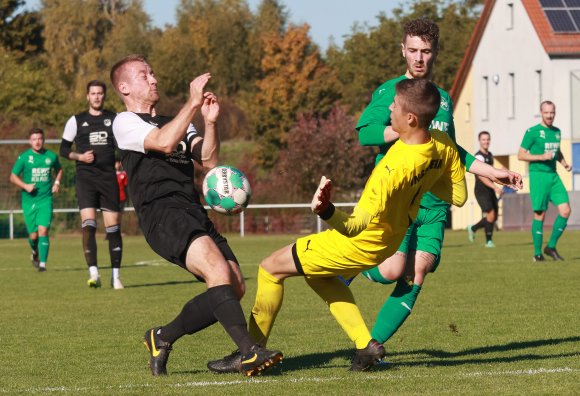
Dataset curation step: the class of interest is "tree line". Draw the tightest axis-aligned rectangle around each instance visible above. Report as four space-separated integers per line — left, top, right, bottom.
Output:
1 0 482 204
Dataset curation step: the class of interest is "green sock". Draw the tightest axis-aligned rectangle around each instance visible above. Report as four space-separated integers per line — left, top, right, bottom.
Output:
532 219 543 256
38 236 50 263
362 266 396 285
370 280 422 344
547 215 568 249
28 238 38 253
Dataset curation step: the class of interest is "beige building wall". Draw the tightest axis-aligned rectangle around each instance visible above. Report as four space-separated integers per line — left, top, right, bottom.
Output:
450 0 576 231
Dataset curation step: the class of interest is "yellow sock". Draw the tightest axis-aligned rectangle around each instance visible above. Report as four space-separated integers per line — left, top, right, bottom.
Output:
305 277 371 349
248 266 284 346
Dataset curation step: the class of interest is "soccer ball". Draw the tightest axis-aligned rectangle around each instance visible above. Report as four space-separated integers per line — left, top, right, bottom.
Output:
203 165 252 215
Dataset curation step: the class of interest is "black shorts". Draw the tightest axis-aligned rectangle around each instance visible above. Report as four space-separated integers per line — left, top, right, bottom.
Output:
475 187 498 213
76 172 120 212
138 195 238 272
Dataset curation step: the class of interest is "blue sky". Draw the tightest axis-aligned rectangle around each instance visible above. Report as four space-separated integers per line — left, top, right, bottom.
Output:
23 0 395 51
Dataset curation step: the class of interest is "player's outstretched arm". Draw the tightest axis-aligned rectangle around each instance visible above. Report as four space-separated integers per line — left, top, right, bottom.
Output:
468 160 523 190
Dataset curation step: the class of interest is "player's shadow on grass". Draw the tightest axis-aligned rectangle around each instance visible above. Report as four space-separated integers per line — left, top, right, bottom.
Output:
125 280 199 288
268 349 394 373
394 336 580 367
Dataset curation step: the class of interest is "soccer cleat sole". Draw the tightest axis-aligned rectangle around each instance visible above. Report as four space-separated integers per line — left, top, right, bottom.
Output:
243 352 283 377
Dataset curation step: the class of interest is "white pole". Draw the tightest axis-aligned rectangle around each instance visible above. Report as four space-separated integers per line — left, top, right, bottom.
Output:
240 211 245 237
9 211 14 240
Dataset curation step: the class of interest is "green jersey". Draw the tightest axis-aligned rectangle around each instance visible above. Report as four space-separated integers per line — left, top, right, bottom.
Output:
11 148 61 204
520 124 561 173
356 75 474 211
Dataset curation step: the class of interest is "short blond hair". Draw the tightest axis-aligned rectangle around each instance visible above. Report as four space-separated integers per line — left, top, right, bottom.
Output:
110 54 148 93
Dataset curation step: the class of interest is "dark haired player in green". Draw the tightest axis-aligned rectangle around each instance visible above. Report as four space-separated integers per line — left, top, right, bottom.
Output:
353 18 522 347
518 100 571 262
10 128 62 272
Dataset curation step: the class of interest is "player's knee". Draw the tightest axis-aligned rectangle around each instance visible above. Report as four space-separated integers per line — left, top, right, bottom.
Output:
105 224 122 242
560 205 571 218
82 219 97 229
37 227 49 237
533 211 545 221
362 266 395 284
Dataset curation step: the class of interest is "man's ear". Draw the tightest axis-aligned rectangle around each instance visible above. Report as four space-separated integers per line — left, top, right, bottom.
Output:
401 42 405 58
407 112 419 128
118 81 129 95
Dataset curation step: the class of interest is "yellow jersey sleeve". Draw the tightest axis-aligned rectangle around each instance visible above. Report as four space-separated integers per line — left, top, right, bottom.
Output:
325 205 373 237
429 132 467 207
323 164 390 237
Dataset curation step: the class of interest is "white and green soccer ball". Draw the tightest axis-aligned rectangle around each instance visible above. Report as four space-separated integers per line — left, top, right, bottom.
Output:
203 165 252 215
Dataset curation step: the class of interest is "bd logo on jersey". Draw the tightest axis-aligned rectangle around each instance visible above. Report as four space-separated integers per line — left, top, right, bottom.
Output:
539 130 545 139
440 98 449 111
166 141 190 165
556 133 560 140
89 131 109 145
104 119 112 127
45 158 52 165
28 155 34 163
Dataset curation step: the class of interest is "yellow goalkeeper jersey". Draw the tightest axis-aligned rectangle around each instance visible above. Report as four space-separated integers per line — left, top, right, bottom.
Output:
295 130 466 276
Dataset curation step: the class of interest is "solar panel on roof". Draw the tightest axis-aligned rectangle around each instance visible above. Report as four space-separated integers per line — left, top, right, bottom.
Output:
541 0 565 7
546 10 577 31
571 9 580 24
541 0 580 33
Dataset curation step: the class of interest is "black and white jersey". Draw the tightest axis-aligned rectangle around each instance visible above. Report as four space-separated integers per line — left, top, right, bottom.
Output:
474 150 494 191
62 110 117 174
112 112 199 211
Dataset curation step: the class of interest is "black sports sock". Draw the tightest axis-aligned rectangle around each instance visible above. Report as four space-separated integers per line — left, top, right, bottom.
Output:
484 220 494 242
82 220 97 268
471 218 487 232
106 225 122 268
160 291 217 344
208 285 254 355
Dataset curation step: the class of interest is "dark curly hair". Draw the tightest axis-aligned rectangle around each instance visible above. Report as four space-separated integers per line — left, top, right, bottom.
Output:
403 18 439 48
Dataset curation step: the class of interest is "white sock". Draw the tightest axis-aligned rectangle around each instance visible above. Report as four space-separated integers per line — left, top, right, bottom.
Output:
112 268 120 279
39 262 46 268
89 266 99 277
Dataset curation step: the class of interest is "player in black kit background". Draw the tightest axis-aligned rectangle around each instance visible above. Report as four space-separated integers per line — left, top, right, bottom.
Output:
467 131 503 247
60 80 124 289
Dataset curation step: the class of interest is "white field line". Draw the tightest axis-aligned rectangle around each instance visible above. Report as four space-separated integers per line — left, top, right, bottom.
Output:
0 259 260 271
0 259 169 271
4 367 576 394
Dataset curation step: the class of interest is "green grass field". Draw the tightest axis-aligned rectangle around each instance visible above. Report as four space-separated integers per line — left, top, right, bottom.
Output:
1 230 579 395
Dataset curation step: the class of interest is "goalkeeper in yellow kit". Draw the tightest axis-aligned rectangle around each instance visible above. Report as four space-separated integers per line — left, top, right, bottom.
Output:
208 78 468 373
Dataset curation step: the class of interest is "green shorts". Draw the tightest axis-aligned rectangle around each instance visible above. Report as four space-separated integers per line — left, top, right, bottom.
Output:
397 206 447 272
529 172 569 212
22 199 53 234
